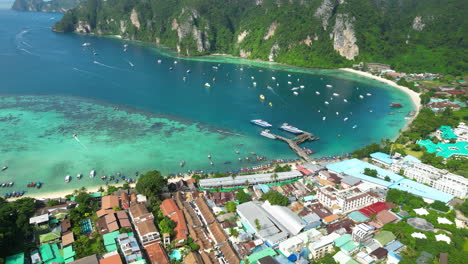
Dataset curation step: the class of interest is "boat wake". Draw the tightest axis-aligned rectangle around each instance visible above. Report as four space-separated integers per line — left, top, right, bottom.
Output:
73 135 88 150
93 60 127 71
126 60 135 67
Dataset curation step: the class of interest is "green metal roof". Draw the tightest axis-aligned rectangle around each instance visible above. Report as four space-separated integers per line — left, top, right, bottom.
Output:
65 257 75 263
418 139 468 159
341 241 359 252
90 192 102 198
5 253 25 264
39 244 54 262
374 231 396 246
105 244 118 252
63 246 75 259
103 231 120 245
334 234 352 247
247 248 277 264
131 260 146 264
46 243 65 264
39 231 61 244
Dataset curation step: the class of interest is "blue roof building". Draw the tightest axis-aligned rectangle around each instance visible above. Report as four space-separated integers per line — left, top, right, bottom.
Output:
370 152 393 167
384 240 404 252
327 159 454 203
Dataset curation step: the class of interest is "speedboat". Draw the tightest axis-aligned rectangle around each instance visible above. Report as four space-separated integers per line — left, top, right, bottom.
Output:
333 93 339 97
343 99 348 103
186 69 191 73
208 154 211 159
2 166 7 171
90 170 96 178
260 129 276 139
326 84 332 88
315 91 320 95
210 161 214 166
344 117 349 121
157 59 162 64
291 87 299 91
322 117 326 121
180 161 185 167
359 95 364 99
77 174 82 179
324 101 329 105
390 103 403 108
300 85 305 89
288 81 292 85
293 91 299 95
352 125 358 129
280 123 304 134
259 94 265 100
272 77 276 80
82 42 91 47
253 82 257 86
204 83 211 87
367 93 372 96
65 175 71 183
250 119 272 128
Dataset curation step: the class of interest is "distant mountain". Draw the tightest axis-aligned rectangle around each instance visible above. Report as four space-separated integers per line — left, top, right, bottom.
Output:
53 0 467 75
12 0 83 13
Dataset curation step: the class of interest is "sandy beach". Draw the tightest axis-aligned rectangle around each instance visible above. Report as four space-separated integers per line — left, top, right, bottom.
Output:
340 68 421 111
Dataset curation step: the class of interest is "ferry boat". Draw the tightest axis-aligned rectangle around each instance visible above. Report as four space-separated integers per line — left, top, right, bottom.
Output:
65 175 71 183
280 123 304 134
90 170 96 178
250 119 272 128
260 129 276 139
390 103 403 108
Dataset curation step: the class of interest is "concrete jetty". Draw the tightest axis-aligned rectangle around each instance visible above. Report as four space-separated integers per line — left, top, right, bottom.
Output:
269 131 319 162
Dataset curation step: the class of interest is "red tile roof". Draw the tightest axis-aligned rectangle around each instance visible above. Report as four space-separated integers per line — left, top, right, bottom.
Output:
376 210 398 224
145 243 169 264
359 202 388 217
104 214 117 225
99 254 122 264
160 199 179 216
101 195 119 210
296 165 313 176
171 210 188 242
96 209 115 218
119 218 132 228
116 211 128 220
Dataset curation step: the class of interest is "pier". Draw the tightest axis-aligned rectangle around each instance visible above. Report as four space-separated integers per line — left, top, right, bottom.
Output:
269 131 319 162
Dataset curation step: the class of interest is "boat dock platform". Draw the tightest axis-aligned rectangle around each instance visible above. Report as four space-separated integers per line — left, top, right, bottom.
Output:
270 131 319 162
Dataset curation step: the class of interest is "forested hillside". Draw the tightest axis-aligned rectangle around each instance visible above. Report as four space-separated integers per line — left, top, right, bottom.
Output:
53 0 467 75
12 0 83 12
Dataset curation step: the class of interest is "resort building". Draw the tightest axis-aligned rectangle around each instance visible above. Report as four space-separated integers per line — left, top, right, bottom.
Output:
316 186 384 214
454 122 468 142
117 233 145 263
404 162 468 199
198 171 302 189
352 223 375 243
129 203 160 246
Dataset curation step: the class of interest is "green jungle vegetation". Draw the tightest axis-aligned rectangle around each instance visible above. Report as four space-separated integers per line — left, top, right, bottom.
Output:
53 0 467 75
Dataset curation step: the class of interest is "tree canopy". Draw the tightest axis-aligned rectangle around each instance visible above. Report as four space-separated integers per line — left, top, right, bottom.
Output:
261 191 289 206
135 170 167 198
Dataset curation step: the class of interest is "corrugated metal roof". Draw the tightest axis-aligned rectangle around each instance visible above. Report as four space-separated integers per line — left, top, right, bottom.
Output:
199 171 302 188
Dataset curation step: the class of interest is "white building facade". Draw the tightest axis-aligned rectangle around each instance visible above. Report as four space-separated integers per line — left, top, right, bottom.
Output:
316 186 384 214
404 162 467 199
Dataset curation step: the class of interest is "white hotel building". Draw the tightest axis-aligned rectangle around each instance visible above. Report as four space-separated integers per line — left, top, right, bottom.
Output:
404 162 468 199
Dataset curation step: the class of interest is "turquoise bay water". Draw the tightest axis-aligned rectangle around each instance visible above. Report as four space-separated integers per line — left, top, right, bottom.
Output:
0 10 414 195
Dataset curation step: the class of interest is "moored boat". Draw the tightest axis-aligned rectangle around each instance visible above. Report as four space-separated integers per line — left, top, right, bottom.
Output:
204 82 211 87
260 129 276 139
2 166 7 171
65 175 71 183
280 123 304 134
390 103 403 108
326 84 332 88
250 119 272 128
90 170 96 178
77 174 82 179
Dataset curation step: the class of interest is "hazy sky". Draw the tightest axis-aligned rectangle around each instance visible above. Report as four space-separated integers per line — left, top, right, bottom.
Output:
0 0 13 9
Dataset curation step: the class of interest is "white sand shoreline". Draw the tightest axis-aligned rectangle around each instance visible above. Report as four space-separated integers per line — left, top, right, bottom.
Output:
340 68 421 111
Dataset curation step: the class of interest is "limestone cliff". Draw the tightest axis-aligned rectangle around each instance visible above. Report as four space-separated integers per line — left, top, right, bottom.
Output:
332 14 359 60
12 0 82 13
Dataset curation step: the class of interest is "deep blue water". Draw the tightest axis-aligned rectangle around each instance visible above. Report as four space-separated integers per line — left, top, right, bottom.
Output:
0 9 414 160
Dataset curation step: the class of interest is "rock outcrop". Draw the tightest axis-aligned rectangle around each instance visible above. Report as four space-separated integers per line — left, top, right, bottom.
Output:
412 16 425 31
332 14 359 60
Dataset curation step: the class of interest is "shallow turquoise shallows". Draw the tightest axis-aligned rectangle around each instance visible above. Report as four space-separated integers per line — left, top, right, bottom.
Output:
0 10 414 195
